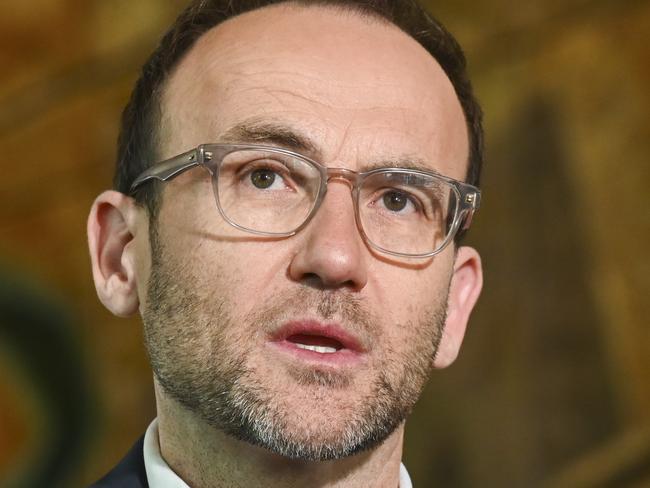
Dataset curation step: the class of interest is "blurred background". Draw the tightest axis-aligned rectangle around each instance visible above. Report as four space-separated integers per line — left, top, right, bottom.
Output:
0 0 648 486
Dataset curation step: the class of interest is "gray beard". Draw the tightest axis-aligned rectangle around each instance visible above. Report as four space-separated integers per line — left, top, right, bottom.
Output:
142 222 447 461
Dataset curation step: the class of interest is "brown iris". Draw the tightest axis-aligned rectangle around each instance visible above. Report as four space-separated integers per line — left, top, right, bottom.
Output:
383 191 408 212
250 169 276 189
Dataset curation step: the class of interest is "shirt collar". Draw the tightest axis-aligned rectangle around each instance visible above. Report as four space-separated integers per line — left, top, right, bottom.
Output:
143 419 189 488
143 418 413 487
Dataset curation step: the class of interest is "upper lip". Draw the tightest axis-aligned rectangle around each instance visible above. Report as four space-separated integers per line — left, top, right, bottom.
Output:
270 320 366 353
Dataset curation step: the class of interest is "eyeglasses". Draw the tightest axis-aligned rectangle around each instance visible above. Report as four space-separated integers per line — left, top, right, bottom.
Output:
130 144 481 258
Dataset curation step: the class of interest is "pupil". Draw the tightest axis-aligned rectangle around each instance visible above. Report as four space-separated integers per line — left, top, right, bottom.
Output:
251 169 275 189
383 191 408 211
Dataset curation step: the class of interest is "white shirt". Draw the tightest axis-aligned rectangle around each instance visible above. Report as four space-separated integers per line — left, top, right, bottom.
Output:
143 419 413 488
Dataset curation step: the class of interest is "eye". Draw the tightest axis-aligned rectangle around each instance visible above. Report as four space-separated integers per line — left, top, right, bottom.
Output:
379 189 419 214
250 168 281 189
382 190 411 212
238 160 293 191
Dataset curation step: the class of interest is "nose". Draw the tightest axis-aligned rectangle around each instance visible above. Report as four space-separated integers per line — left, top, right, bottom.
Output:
288 180 368 290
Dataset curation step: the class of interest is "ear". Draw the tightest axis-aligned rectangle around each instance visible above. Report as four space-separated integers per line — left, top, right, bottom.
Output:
87 190 143 317
434 246 483 368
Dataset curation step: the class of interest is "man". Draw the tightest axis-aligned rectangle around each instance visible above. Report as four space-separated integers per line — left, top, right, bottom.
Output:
87 0 483 486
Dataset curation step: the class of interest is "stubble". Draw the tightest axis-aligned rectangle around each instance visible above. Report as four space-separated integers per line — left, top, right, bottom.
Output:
142 222 447 461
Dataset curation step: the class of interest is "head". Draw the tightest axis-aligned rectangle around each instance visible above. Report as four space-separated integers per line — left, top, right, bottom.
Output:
88 0 483 462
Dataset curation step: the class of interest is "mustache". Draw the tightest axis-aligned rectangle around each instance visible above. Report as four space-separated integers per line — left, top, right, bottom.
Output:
245 287 377 338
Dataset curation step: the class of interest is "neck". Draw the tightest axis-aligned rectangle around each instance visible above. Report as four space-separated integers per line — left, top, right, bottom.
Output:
155 389 405 488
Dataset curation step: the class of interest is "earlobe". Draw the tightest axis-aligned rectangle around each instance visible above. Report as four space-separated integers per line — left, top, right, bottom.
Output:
87 190 142 317
434 246 483 368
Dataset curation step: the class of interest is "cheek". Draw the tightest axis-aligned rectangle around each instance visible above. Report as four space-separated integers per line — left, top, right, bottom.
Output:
370 259 453 342
374 264 451 315
191 240 292 319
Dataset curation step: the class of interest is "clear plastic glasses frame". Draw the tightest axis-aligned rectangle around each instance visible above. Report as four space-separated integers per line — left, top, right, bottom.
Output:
129 143 481 258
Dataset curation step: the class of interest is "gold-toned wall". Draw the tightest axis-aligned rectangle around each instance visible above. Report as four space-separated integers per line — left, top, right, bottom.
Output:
0 1 648 486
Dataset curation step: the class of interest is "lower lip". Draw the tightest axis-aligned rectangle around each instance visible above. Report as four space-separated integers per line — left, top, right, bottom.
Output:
267 340 365 367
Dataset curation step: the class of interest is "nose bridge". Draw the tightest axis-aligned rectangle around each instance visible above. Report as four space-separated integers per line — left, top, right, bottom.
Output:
325 166 359 189
288 167 367 290
321 167 360 213
319 172 358 227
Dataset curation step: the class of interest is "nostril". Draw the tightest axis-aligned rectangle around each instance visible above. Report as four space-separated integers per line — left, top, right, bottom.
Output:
301 273 323 288
299 273 356 290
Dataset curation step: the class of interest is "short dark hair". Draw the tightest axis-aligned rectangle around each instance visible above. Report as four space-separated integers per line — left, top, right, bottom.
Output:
115 0 483 227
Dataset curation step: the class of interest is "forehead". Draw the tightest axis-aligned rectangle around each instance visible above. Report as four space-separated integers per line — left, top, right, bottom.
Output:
161 3 469 178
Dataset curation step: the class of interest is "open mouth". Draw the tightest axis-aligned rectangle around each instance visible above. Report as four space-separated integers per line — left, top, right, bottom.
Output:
286 333 344 354
268 320 365 363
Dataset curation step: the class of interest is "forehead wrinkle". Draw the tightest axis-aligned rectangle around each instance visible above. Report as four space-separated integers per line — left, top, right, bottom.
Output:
226 67 411 114
242 85 338 112
229 64 407 92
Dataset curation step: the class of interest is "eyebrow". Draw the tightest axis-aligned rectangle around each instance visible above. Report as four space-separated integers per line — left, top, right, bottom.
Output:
218 119 319 156
362 158 443 176
217 119 441 175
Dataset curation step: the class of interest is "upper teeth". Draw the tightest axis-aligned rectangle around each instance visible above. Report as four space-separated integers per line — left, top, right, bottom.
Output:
295 343 337 354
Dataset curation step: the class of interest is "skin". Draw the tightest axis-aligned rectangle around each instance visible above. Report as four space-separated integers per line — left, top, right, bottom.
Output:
87 4 483 488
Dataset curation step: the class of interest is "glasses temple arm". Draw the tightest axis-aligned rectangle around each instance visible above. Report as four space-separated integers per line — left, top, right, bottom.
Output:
129 148 201 193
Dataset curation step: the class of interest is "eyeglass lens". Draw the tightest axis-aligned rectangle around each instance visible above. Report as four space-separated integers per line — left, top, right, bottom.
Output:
213 149 458 256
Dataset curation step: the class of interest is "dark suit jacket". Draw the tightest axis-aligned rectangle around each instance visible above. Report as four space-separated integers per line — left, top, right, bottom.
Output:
89 436 149 487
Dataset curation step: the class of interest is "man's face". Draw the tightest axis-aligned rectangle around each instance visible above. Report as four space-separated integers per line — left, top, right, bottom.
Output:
139 4 470 460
